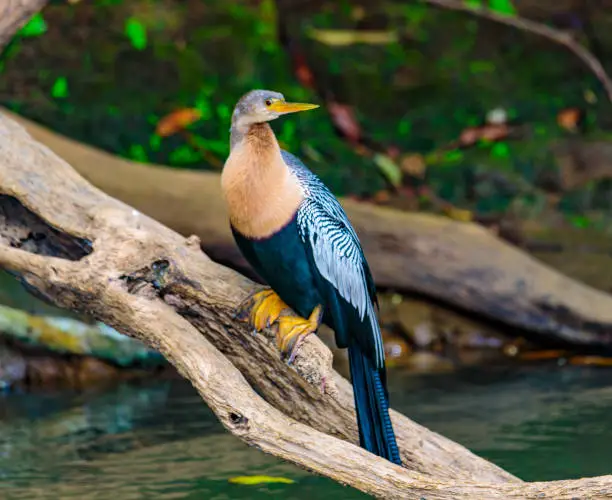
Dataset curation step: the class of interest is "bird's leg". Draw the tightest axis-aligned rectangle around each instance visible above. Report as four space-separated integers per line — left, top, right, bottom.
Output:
277 304 323 364
235 288 291 333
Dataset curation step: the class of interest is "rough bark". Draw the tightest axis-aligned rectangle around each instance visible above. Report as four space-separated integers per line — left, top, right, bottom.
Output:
0 0 48 51
3 101 612 499
9 110 612 352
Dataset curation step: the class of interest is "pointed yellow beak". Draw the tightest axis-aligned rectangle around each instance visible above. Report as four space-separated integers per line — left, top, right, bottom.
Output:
268 101 319 114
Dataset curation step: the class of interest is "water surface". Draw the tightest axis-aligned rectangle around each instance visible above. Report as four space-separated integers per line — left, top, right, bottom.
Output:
2 364 611 498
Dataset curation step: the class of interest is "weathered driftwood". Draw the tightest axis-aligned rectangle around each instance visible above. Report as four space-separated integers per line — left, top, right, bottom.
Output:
3 102 612 499
9 110 612 351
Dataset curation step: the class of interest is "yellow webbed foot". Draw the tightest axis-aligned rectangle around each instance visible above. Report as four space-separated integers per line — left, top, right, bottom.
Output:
277 304 323 363
235 288 291 333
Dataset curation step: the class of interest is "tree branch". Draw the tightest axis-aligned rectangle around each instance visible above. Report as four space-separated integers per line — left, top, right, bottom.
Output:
2 98 612 499
422 0 612 103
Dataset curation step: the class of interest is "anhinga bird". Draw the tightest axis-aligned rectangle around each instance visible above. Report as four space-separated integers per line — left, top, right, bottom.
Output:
222 89 401 465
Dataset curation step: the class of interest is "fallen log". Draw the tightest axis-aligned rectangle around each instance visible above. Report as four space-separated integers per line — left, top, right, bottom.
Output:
0 303 163 367
4 92 612 499
8 110 612 350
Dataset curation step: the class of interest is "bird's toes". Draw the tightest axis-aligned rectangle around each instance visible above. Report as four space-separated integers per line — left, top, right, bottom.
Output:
276 306 322 363
235 288 291 334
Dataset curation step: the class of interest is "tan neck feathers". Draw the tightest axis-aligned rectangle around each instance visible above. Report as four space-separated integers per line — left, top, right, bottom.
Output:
222 123 304 239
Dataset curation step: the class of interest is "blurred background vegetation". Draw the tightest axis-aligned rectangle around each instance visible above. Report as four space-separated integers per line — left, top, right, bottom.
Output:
3 1 612 498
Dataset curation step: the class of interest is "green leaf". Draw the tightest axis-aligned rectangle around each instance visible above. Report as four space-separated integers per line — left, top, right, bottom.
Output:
128 144 148 163
216 103 231 121
229 476 295 485
489 0 517 16
191 136 228 156
373 154 402 187
469 60 495 74
569 215 590 228
169 145 201 164
490 142 510 158
125 18 147 50
19 13 47 37
464 0 483 9
398 118 411 135
51 77 69 99
149 135 162 152
443 150 464 163
279 120 296 143
194 96 212 121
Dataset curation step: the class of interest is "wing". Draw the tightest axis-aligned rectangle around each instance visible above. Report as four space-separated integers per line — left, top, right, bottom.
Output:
296 194 385 369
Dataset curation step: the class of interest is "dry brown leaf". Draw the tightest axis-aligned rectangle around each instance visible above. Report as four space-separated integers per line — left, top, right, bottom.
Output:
569 355 612 367
327 101 361 144
156 108 202 137
400 153 426 178
557 107 582 132
372 189 391 204
519 350 567 361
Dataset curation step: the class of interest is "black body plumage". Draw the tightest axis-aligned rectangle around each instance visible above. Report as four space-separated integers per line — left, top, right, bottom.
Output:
231 149 402 465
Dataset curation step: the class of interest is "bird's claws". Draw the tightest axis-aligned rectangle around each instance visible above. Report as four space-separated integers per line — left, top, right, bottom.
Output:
235 288 290 333
277 304 323 364
236 291 322 362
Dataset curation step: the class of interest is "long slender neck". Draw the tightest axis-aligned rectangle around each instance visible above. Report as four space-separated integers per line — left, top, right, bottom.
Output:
229 124 246 151
230 121 277 153
222 122 304 239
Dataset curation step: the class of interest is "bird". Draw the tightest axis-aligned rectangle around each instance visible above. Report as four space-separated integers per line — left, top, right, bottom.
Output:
221 89 401 465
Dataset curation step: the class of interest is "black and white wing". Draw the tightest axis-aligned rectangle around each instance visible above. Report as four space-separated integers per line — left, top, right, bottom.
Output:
281 151 385 368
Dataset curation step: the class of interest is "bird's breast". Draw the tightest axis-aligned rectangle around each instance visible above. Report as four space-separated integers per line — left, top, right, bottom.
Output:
221 140 305 239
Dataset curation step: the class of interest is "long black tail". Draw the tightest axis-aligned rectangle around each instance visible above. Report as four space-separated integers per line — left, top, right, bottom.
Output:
347 341 401 465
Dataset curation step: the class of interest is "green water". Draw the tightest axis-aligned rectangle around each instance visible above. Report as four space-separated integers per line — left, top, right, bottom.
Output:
2 364 611 498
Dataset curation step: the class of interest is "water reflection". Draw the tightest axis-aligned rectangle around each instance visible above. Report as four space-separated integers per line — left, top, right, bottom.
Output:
1 365 612 498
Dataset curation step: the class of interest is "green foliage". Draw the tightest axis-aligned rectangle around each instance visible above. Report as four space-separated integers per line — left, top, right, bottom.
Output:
51 77 69 99
441 150 464 164
569 215 591 228
490 142 510 159
464 0 483 9
125 17 147 50
469 60 496 74
149 134 162 152
18 13 47 37
488 0 517 16
169 144 202 164
1 0 608 212
128 144 148 162
464 0 516 15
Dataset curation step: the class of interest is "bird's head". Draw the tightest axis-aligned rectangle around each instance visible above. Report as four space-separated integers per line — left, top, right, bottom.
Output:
231 89 319 131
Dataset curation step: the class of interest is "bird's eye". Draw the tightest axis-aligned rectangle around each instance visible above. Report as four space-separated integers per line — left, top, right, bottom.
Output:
265 99 273 107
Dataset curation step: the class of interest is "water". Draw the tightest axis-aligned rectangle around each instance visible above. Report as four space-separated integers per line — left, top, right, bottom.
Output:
2 364 611 498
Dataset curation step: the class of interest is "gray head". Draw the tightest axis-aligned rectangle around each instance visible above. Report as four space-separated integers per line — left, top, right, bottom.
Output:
231 89 318 132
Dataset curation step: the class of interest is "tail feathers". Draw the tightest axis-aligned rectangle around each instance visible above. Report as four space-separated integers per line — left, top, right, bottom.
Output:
348 342 401 465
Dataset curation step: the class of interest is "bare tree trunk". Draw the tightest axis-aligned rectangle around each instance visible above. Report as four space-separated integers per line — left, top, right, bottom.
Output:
1 99 612 500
